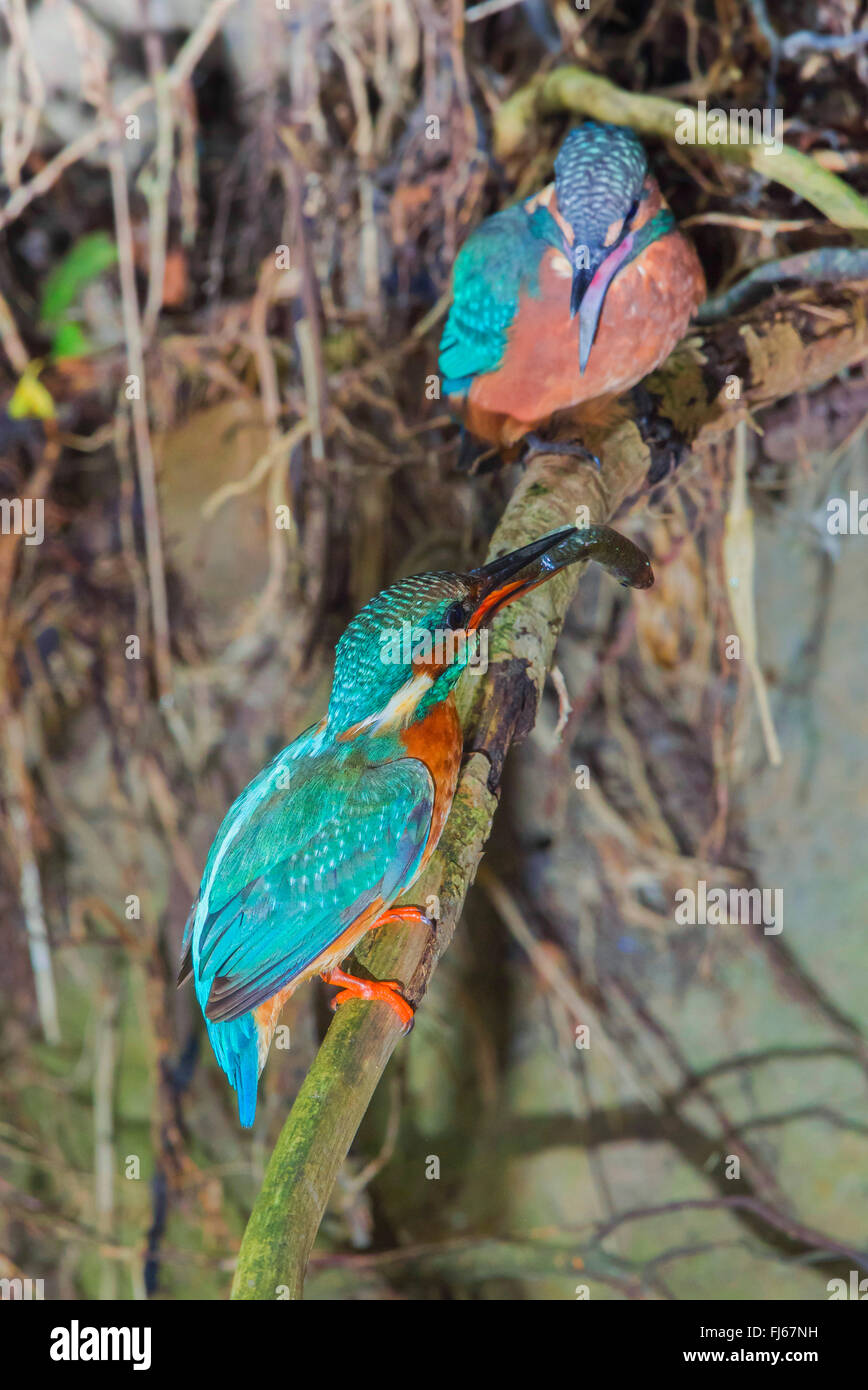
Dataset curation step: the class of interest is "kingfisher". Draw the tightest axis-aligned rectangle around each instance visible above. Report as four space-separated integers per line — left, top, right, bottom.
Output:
178 524 653 1126
439 121 706 457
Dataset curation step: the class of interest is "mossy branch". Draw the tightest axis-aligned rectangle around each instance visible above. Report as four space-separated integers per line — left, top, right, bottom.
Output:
230 280 868 1300
494 68 868 231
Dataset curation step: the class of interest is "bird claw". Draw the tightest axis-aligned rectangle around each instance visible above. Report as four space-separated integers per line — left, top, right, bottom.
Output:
378 904 436 931
326 972 416 1033
522 433 601 469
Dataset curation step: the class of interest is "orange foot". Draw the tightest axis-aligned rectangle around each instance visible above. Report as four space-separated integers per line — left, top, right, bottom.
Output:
321 965 415 1034
374 905 435 930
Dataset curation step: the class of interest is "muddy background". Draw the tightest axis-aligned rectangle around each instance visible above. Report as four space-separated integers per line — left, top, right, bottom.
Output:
1 0 867 1299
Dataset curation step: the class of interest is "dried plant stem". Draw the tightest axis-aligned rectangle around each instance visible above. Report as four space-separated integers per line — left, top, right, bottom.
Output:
107 137 172 701
724 421 782 767
2 709 60 1043
141 34 174 344
93 986 119 1300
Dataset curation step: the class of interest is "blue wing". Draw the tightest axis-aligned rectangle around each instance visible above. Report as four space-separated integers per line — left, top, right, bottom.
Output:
189 744 434 1025
438 203 562 392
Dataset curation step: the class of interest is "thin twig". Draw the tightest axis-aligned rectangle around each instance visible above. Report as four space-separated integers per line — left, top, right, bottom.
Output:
107 134 173 700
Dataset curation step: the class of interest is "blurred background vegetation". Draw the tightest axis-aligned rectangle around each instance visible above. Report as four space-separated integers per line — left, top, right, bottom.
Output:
1 0 867 1300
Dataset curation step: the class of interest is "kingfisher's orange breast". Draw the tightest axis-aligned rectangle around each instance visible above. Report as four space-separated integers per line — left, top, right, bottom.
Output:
400 692 463 869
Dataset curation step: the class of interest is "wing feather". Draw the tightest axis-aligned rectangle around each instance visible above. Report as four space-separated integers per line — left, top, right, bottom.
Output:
191 752 434 1024
439 203 561 391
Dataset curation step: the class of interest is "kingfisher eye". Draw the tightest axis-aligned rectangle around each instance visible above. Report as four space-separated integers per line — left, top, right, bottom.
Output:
444 601 466 630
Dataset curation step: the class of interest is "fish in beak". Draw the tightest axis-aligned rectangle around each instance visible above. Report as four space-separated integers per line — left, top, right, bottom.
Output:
467 523 653 632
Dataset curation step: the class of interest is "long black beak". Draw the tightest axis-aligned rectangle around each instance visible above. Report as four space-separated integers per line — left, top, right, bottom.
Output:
467 524 653 630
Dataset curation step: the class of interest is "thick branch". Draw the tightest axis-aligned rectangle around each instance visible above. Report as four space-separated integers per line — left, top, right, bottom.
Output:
230 283 868 1300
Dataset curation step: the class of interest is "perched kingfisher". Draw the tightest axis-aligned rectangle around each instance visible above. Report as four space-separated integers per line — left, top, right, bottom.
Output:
439 121 706 455
178 525 653 1125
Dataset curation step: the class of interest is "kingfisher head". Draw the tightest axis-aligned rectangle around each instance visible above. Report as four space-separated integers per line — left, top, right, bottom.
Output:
553 122 669 372
326 525 653 737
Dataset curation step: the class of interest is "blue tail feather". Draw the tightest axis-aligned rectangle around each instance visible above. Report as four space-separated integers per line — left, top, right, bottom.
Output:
205 1014 260 1128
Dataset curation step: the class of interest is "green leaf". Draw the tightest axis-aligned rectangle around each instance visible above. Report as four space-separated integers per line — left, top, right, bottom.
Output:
50 320 92 361
39 231 118 328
